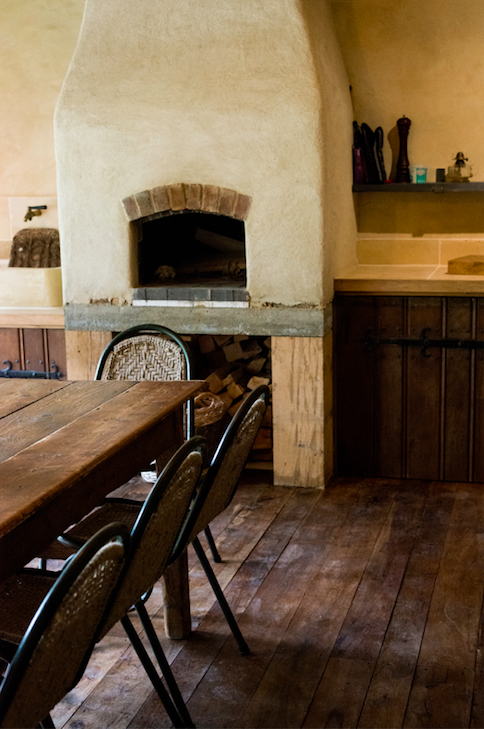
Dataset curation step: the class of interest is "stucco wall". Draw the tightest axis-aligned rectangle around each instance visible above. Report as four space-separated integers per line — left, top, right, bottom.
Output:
55 0 354 308
3 1 483 295
301 0 357 286
0 0 84 257
331 0 484 261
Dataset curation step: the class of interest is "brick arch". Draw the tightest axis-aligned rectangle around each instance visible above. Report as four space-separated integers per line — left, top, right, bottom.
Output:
122 183 251 223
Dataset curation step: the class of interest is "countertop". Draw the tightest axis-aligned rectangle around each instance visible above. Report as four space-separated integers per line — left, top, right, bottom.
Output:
0 307 65 328
334 264 484 295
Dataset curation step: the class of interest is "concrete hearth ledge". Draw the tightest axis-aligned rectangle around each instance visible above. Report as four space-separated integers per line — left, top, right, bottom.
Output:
64 303 330 338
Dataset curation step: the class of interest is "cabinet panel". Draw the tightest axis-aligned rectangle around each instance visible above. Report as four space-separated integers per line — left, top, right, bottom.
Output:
0 329 22 373
377 297 405 478
23 329 47 373
473 301 484 482
334 296 376 476
443 298 473 482
405 297 443 480
46 329 67 380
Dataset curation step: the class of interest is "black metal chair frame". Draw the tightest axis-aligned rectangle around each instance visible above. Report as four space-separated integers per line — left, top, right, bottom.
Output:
181 384 270 655
0 522 130 729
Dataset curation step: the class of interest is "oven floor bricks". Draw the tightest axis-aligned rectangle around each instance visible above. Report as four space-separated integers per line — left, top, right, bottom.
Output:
64 330 333 489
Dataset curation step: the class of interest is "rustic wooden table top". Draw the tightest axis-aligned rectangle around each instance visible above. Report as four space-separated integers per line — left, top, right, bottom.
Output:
0 378 206 584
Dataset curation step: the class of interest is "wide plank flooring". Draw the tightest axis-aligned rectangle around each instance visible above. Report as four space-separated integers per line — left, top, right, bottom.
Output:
50 472 484 728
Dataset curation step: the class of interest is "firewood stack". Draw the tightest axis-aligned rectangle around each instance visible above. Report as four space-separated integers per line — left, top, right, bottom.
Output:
189 334 272 465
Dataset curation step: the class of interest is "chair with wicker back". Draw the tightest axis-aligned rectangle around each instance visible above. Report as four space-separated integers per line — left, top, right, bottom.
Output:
96 322 195 436
94 323 222 562
52 386 269 658
0 522 129 729
183 384 270 654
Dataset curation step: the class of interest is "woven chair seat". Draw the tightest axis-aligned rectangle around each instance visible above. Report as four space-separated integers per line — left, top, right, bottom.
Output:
0 572 56 647
39 502 142 562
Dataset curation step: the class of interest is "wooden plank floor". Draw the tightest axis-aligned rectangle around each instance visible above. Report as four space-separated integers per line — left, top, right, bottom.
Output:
50 471 484 729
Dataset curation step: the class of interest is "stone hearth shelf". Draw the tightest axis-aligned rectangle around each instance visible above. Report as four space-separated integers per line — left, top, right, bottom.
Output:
64 302 329 338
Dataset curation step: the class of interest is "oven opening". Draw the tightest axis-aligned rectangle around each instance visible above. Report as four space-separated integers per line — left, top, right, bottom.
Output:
138 212 246 291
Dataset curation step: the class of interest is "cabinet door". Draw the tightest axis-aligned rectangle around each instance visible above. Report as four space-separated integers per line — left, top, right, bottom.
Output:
0 328 66 380
335 295 484 483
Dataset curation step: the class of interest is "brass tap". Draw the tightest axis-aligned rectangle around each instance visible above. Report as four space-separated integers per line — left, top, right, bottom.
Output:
24 205 47 222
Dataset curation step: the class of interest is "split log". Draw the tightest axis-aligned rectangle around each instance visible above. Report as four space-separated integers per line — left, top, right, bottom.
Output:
252 427 273 450
198 335 217 354
223 341 245 362
247 376 270 391
205 372 224 394
213 335 233 347
226 382 245 401
245 357 267 375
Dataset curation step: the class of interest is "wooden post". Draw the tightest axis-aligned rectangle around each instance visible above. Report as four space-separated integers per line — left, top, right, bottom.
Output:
272 334 333 488
65 330 112 380
161 551 192 639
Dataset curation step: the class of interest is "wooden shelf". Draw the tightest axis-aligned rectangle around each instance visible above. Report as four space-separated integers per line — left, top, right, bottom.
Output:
352 182 484 193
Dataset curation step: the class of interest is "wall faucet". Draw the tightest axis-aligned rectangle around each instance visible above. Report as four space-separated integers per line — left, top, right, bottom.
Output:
24 205 47 222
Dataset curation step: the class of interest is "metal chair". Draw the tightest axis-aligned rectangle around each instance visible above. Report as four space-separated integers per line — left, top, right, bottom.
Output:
0 522 129 729
54 386 269 657
95 323 195 439
38 436 207 728
185 384 270 654
94 322 221 562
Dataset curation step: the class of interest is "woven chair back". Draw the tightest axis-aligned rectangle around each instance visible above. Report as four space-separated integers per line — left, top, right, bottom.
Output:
0 523 129 729
99 437 205 636
100 334 187 382
95 324 194 438
188 385 269 544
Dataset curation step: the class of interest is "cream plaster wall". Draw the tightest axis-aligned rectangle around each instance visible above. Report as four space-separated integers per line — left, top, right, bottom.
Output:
55 0 355 308
331 0 484 264
301 0 357 286
0 1 84 251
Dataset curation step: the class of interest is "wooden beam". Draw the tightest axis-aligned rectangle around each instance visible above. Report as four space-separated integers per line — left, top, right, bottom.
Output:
65 330 112 380
272 334 332 488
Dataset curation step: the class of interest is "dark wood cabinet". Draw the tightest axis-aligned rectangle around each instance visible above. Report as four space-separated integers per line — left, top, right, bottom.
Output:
334 294 484 482
0 328 66 380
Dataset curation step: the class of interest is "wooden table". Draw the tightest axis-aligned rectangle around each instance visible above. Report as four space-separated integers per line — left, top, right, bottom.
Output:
0 378 206 637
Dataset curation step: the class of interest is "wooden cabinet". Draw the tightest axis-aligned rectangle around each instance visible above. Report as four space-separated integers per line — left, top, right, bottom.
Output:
334 294 484 482
0 328 67 380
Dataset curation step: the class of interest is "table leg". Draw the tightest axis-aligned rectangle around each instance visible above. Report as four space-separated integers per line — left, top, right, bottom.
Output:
162 549 191 639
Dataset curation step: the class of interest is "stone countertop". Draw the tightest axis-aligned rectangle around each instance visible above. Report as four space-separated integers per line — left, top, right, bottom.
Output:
334 265 484 295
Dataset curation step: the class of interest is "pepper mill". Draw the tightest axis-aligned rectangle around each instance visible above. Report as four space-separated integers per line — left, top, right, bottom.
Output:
396 115 411 182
